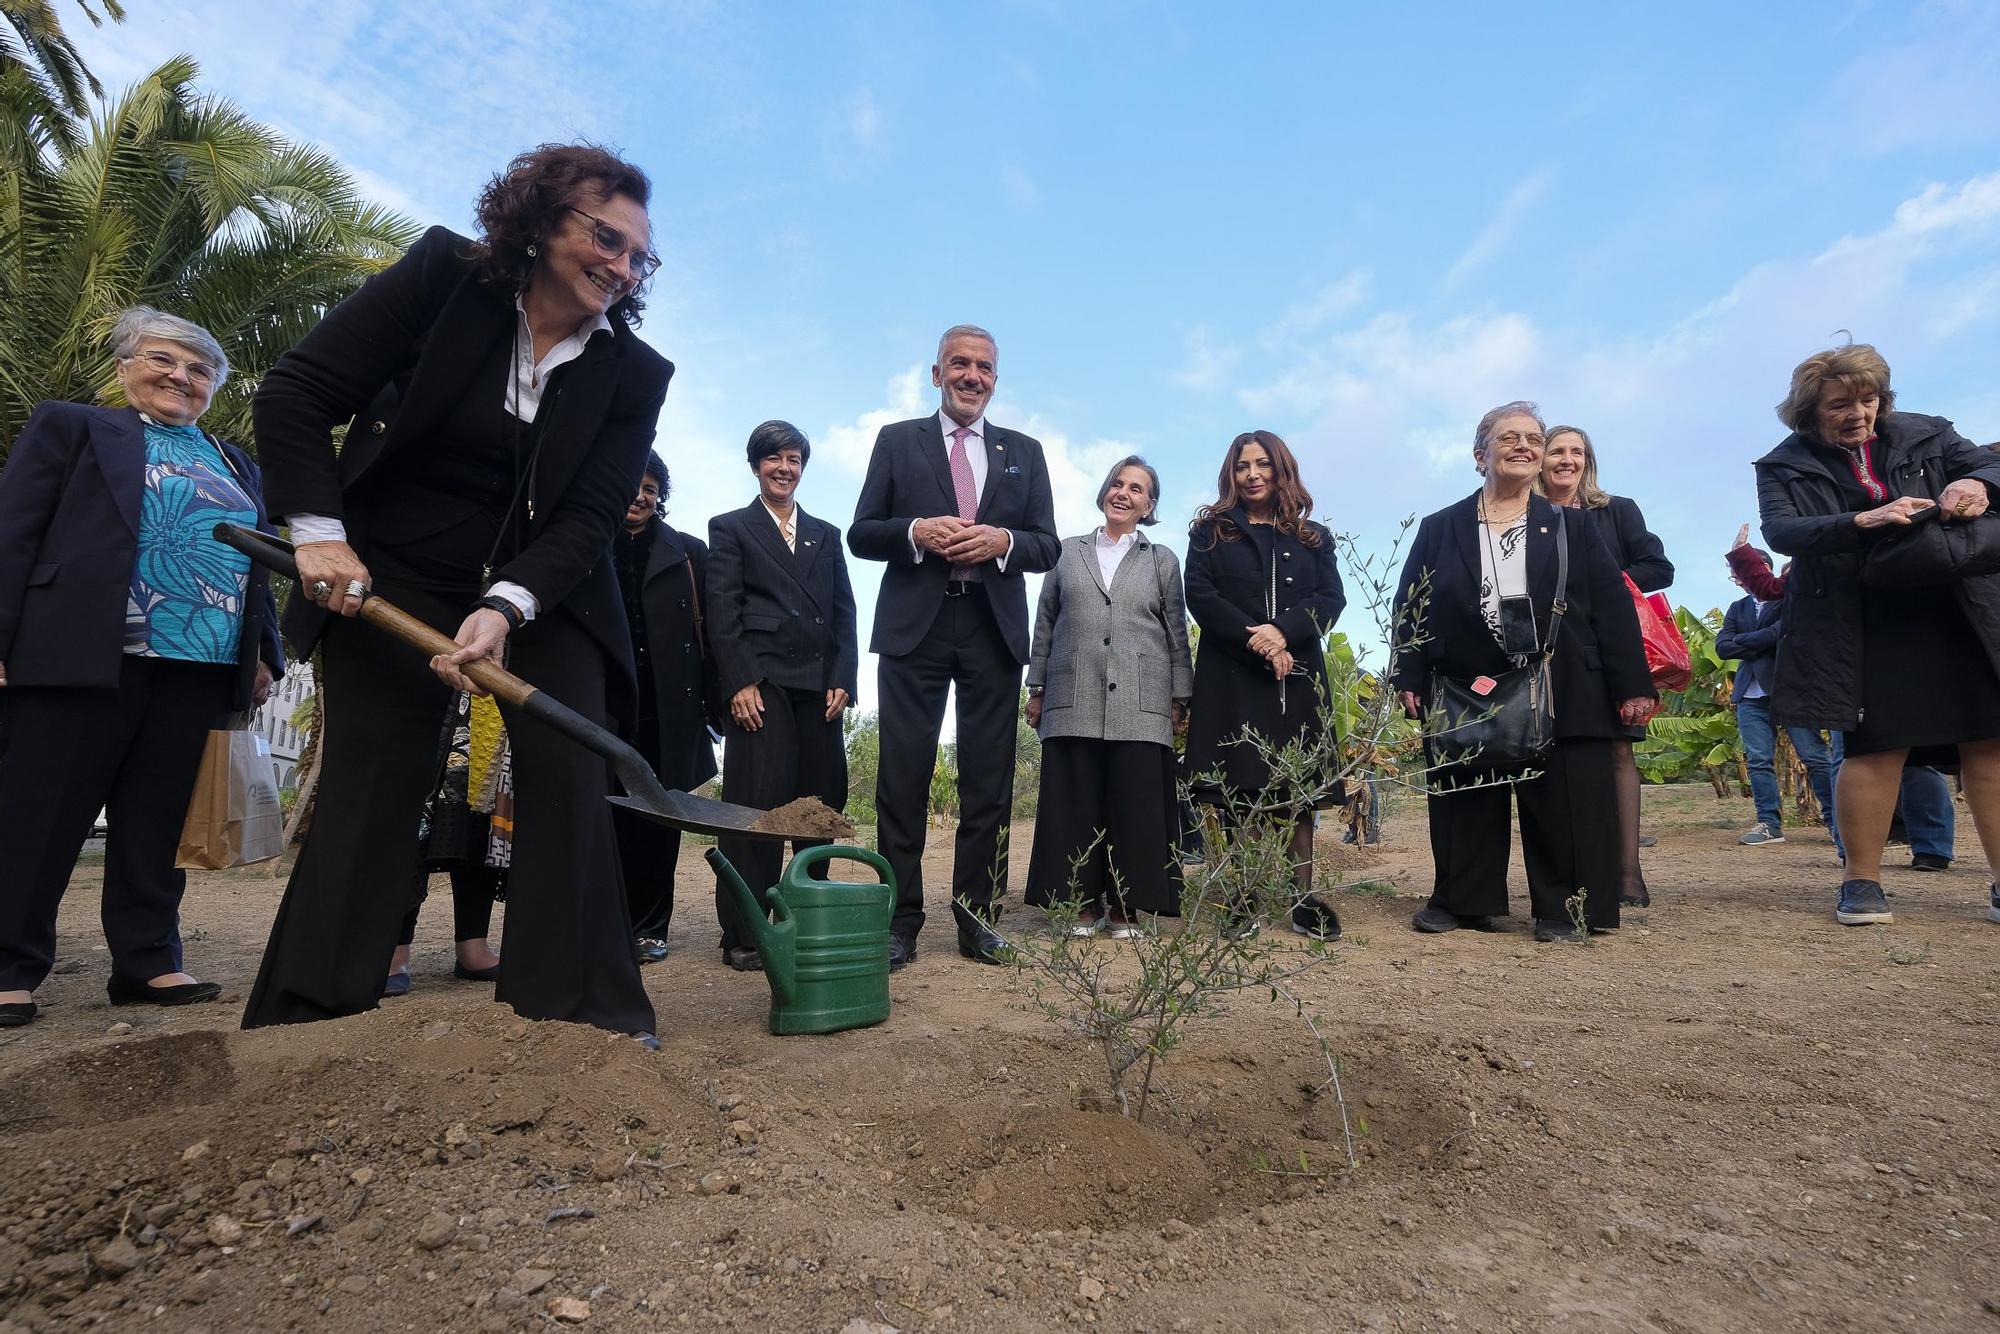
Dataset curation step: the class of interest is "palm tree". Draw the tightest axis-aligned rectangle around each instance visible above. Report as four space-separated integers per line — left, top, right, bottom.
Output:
2 0 124 164
0 53 421 455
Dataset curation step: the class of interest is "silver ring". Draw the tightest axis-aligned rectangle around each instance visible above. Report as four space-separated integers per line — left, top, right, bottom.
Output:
311 580 332 601
345 579 367 598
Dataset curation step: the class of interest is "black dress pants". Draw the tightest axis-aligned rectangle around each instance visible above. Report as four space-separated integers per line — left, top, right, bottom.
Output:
874 587 1022 939
715 684 848 953
0 656 231 992
1424 737 1621 928
1026 738 1182 916
613 722 681 940
243 582 654 1035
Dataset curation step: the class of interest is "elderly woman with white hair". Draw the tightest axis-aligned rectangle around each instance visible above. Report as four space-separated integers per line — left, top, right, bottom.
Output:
1392 401 1654 942
0 306 284 1026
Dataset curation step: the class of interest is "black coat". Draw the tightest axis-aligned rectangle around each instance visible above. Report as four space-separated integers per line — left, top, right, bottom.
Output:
254 225 673 724
1716 595 1782 700
1582 495 1673 593
620 519 718 791
0 402 283 711
1181 510 1345 798
1391 493 1654 740
708 500 859 701
847 415 1060 665
1754 411 2000 731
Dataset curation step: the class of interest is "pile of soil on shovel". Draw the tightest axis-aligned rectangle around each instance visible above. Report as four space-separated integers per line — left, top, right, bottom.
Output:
748 797 855 839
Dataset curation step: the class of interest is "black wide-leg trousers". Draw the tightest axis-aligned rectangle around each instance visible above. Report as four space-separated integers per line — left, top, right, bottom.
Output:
1424 737 1622 929
243 582 654 1035
1025 737 1182 916
613 721 682 941
0 656 231 992
714 684 848 953
874 587 1022 940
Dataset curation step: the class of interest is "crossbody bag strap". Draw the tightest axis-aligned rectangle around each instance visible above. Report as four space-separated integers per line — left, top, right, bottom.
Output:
684 557 706 662
1544 507 1570 659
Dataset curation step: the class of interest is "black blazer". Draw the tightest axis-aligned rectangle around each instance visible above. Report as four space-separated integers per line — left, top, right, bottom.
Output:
708 500 859 701
1583 495 1673 593
254 226 673 718
846 415 1060 664
1184 508 1345 671
626 519 718 791
0 401 283 710
1391 492 1654 739
1716 594 1782 700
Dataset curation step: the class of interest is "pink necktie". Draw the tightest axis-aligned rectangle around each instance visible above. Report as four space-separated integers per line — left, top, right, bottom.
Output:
948 426 978 523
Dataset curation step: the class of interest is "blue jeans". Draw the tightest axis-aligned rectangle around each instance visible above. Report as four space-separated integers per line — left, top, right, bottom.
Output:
1898 766 1955 860
1737 698 1842 854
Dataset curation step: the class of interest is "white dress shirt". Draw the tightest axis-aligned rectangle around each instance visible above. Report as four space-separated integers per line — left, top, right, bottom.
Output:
286 297 614 620
761 497 797 552
909 409 1012 571
1094 526 1137 587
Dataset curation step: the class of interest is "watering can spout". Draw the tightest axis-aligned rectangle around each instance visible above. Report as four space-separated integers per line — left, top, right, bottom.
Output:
706 847 798 1003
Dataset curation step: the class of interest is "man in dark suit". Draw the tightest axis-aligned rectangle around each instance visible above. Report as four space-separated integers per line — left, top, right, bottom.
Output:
612 452 717 964
1718 546 1840 853
848 326 1059 968
709 422 858 970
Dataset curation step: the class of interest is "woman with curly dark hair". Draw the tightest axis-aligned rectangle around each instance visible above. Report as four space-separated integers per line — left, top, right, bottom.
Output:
243 143 674 1045
1180 430 1346 939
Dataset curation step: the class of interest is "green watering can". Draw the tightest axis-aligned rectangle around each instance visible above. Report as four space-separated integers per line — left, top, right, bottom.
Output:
706 845 895 1035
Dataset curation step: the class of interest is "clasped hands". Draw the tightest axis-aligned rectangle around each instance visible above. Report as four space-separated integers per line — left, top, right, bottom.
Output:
913 516 1009 565
1245 622 1292 680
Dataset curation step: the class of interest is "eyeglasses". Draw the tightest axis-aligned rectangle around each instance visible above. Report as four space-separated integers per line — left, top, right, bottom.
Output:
1491 431 1546 449
568 208 662 283
124 350 219 386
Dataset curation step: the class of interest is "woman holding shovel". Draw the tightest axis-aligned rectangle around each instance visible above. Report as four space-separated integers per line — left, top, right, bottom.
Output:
243 143 673 1046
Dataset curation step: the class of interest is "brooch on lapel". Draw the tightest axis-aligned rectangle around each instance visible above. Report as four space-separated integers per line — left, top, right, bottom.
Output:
1004 464 1021 476
802 539 815 547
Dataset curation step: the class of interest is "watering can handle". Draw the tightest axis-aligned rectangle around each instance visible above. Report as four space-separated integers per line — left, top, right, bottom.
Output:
784 844 893 886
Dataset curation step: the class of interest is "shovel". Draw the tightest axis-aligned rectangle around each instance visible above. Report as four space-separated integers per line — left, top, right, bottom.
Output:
214 522 809 842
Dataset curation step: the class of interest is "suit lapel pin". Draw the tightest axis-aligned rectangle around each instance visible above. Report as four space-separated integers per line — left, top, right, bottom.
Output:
1539 526 1548 533
803 539 814 547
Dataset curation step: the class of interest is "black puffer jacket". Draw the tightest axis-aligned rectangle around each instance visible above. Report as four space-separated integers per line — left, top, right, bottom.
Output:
1754 412 2000 731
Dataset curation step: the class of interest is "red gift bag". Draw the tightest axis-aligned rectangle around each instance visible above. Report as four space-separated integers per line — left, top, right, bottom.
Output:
1624 574 1691 694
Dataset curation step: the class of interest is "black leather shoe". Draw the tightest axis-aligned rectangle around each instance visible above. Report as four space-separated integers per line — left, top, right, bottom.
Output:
632 1031 661 1052
0 1001 36 1027
952 901 1011 965
453 959 502 981
1618 883 1652 908
107 977 223 1006
724 946 763 972
1533 919 1583 943
1911 853 1951 872
1411 907 1460 933
887 933 916 972
633 936 670 965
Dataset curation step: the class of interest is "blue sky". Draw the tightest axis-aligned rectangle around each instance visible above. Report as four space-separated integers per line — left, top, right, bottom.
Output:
74 1 2000 702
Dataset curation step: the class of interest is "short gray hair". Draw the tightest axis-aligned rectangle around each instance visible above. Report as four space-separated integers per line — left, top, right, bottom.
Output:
1095 454 1162 526
110 306 229 385
1472 399 1545 457
936 323 997 366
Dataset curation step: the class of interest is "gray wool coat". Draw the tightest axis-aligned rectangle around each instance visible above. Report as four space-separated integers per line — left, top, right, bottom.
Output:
1026 531 1195 747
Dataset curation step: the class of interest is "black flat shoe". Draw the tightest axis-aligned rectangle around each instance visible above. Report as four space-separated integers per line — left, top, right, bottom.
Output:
724 946 764 972
952 901 1011 965
380 971 411 998
1533 919 1583 944
1412 907 1460 934
0 1001 36 1027
631 1031 661 1052
452 960 502 981
887 933 916 972
107 977 222 1007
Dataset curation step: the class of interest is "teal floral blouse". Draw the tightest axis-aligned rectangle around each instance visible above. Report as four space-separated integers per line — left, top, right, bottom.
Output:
124 419 257 664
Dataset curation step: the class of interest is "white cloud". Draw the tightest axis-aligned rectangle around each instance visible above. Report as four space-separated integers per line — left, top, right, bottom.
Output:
820 366 929 474
1172 326 1241 392
1000 164 1042 211
1265 269 1370 342
1443 166 1555 289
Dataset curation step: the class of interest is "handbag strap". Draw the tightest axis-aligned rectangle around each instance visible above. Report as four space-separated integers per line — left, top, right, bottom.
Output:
1543 507 1570 660
684 557 706 662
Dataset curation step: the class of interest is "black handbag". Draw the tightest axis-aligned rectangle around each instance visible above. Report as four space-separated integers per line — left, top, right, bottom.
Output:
1425 509 1568 773
1861 504 2000 588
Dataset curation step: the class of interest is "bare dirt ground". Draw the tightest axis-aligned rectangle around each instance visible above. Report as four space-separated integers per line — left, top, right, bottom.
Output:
2 785 1998 1333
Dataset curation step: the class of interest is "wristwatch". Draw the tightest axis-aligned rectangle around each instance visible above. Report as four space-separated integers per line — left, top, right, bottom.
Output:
476 595 525 632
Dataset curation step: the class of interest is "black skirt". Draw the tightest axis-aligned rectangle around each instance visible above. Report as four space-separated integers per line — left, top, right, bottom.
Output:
1847 582 2000 764
1025 738 1183 916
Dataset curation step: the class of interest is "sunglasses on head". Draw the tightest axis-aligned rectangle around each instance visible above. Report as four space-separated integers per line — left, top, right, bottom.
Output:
567 207 662 283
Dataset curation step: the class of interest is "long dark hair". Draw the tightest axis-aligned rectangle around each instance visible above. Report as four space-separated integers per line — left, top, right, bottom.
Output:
1191 429 1321 548
470 142 653 326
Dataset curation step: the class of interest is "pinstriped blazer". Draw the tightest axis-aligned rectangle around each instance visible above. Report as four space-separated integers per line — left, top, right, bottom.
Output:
1026 532 1194 747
